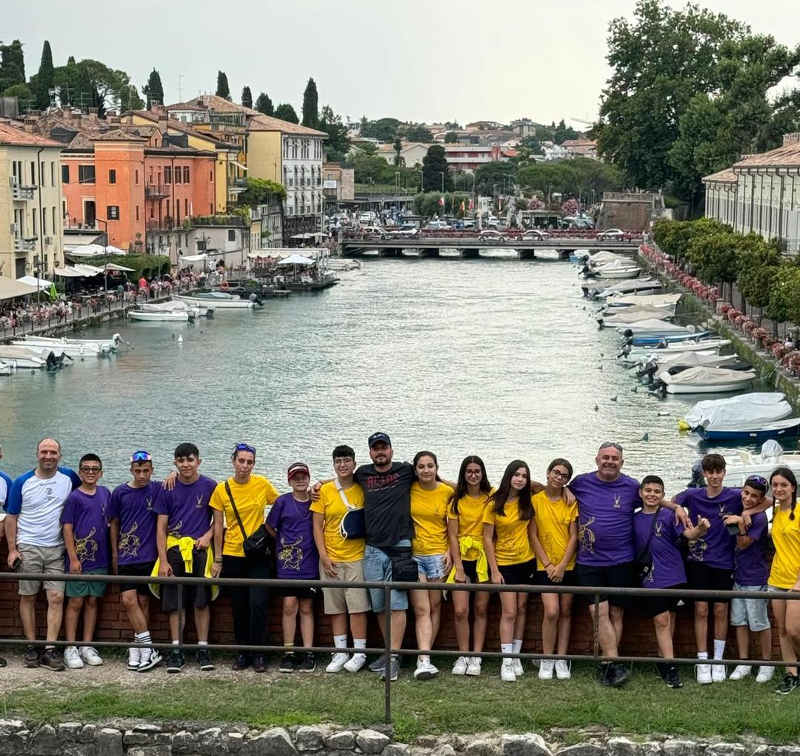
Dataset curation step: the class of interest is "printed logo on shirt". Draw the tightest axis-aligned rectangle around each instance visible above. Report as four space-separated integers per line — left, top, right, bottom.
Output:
655 521 664 538
119 522 141 558
278 535 303 570
689 539 707 561
613 495 621 510
365 472 400 491
75 527 98 563
578 515 596 554
194 495 205 509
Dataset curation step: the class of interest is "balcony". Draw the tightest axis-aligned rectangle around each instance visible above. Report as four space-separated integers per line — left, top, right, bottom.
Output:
145 183 169 199
14 237 37 254
146 216 176 231
10 178 35 201
229 178 247 195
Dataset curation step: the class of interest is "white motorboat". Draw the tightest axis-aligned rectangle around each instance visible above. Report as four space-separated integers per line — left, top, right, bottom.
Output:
22 333 121 352
0 345 51 368
11 339 100 357
617 318 695 338
140 300 212 317
594 266 642 279
177 293 255 310
584 277 663 298
680 393 792 431
0 360 12 376
644 350 741 371
719 441 800 488
655 366 756 394
605 293 683 309
128 308 190 322
599 306 677 327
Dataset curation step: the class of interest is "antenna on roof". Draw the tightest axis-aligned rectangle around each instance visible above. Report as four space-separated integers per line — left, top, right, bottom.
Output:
178 73 184 102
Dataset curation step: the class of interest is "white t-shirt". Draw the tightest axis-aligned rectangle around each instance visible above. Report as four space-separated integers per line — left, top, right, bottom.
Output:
7 468 77 547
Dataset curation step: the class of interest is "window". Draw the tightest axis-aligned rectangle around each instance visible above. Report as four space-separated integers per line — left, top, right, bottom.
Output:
184 198 188 216
227 229 235 242
174 167 182 184
136 206 139 221
30 161 36 185
42 210 47 235
107 205 120 220
135 170 139 184
209 203 213 214
150 205 154 218
40 161 45 186
109 169 116 184
183 167 189 183
78 165 95 184
51 162 55 186
32 210 37 237
62 165 69 184
164 166 172 184
210 170 213 181
52 207 56 232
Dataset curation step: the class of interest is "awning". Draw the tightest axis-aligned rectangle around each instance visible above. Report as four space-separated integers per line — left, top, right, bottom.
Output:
72 264 104 276
105 263 134 272
0 278 37 300
277 254 315 266
17 275 53 288
180 254 208 263
67 244 107 257
54 266 85 278
104 244 127 255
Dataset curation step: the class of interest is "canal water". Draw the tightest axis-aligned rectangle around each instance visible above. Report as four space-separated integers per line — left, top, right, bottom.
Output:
0 255 751 494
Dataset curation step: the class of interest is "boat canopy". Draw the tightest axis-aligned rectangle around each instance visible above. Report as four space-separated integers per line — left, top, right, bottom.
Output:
662 366 756 387
684 393 791 429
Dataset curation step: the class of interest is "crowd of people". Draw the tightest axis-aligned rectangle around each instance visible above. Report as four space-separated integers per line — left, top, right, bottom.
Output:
1 436 800 695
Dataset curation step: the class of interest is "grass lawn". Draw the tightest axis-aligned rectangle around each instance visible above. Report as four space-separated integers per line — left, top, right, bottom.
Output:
2 659 797 743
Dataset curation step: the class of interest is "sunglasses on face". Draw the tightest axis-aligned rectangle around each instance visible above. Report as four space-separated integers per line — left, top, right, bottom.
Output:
80 466 102 474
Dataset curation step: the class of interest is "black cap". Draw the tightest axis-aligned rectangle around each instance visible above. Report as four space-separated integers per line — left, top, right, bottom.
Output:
368 432 391 448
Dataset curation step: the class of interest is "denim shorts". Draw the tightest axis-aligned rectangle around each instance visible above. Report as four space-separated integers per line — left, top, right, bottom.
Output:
363 541 411 612
413 553 448 581
730 583 770 631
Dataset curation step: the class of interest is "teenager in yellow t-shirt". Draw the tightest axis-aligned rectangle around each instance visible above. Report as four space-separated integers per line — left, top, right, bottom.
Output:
409 451 454 680
483 459 536 683
768 467 800 695
531 458 577 681
446 455 493 677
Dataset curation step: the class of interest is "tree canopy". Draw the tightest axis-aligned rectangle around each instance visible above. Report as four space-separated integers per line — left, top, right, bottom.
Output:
32 41 54 109
422 145 452 192
255 92 273 116
301 77 319 129
319 105 349 163
275 103 298 124
54 58 142 115
241 86 252 109
237 177 286 206
0 40 25 93
216 70 230 100
142 68 164 109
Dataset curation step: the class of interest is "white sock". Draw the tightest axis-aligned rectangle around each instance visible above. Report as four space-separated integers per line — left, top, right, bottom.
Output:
354 638 367 651
713 639 726 660
135 631 151 644
697 651 708 660
171 640 180 646
198 640 208 646
512 639 522 654
418 654 430 665
333 634 348 650
501 643 513 658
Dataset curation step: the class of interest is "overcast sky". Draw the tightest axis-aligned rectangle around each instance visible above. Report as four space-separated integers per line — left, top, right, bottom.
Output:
6 0 800 128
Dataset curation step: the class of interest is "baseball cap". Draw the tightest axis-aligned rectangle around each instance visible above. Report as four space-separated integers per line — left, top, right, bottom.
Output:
287 462 310 480
368 432 392 448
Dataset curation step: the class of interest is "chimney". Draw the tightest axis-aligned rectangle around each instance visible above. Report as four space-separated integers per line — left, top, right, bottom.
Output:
783 132 800 147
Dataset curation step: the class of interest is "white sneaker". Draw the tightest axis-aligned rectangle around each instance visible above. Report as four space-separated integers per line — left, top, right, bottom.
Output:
500 659 517 682
414 659 439 680
555 659 571 680
64 645 83 669
127 646 140 671
711 662 726 682
326 652 350 673
729 664 751 681
538 659 555 680
512 658 524 677
344 653 367 673
452 656 468 675
756 665 776 683
465 657 482 676
137 648 161 672
696 663 712 684
80 646 103 666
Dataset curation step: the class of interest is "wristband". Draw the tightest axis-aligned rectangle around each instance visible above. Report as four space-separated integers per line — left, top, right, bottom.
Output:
213 558 223 563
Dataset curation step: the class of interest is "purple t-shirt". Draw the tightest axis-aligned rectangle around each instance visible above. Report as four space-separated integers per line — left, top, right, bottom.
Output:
634 508 686 588
570 472 640 566
266 493 319 580
109 482 159 566
61 487 111 572
675 487 742 570
152 475 216 540
735 511 769 586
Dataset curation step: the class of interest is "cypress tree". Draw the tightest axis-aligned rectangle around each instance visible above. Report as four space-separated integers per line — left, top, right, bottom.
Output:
255 92 273 116
275 103 298 124
301 77 319 128
143 68 164 109
241 86 252 109
35 41 54 109
216 71 230 100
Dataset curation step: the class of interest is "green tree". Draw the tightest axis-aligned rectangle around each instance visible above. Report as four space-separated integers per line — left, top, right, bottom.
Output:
237 177 286 206
275 103 298 123
403 123 433 142
301 77 319 129
216 70 230 100
319 105 349 162
474 161 517 195
0 40 25 93
444 132 459 143
255 92 273 116
142 68 164 109
53 58 140 116
33 40 54 109
737 239 782 308
360 118 401 142
2 83 33 109
766 266 800 323
241 86 252 109
422 145 452 192
393 137 402 166
553 119 579 144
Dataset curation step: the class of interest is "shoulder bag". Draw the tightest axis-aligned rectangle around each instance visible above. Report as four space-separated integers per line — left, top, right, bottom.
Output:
635 506 661 584
336 479 366 540
224 481 275 568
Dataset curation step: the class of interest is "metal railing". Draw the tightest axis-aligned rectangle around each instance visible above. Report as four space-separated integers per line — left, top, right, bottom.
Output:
0 572 793 724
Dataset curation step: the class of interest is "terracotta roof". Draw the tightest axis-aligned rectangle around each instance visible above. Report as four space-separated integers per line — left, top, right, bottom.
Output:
91 128 148 142
702 168 738 183
247 114 327 137
562 139 596 147
165 95 261 117
0 121 62 148
444 143 492 151
126 111 235 150
734 141 800 168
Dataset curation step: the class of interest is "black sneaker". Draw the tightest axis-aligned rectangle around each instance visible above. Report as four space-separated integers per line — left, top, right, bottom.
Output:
666 665 683 689
297 652 316 673
253 655 266 673
39 647 65 672
609 662 631 687
597 662 612 686
279 652 297 673
24 645 39 668
196 648 214 671
232 653 251 671
656 662 669 682
776 673 800 695
166 648 185 674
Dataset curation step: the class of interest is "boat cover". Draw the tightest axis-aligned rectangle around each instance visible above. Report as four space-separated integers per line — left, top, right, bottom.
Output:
607 293 683 308
662 366 755 386
684 393 791 429
602 307 676 325
618 318 691 335
655 352 739 369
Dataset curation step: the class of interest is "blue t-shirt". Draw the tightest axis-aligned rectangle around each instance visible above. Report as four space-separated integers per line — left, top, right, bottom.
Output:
61 486 112 571
633 507 686 588
266 493 319 580
675 487 742 570
735 511 770 586
153 476 216 540
109 481 159 566
0 470 12 511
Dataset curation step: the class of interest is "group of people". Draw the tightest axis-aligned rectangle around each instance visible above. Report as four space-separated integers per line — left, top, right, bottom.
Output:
2 435 800 695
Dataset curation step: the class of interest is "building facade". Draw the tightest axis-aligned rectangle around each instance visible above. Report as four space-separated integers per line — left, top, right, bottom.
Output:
0 122 64 280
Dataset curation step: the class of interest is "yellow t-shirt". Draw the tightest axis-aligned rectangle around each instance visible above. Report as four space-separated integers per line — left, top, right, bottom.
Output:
769 503 800 589
209 475 280 557
448 491 492 539
411 482 454 556
309 480 365 563
482 498 535 566
532 490 578 569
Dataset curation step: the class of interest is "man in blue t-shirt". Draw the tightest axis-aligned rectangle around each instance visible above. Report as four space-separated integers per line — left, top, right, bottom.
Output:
5 438 80 671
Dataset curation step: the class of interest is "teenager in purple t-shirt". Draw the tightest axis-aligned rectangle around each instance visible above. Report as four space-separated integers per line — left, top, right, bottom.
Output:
267 462 319 673
109 450 161 673
634 475 709 690
673 453 742 684
61 453 111 670
153 442 217 674
723 476 775 684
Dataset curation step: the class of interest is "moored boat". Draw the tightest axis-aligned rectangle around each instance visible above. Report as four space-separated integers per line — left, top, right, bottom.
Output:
655 365 756 394
128 308 190 322
177 293 257 310
696 417 800 442
12 338 100 357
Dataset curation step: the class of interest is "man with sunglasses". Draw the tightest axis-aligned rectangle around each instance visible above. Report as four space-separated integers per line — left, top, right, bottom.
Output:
5 438 80 670
110 451 162 672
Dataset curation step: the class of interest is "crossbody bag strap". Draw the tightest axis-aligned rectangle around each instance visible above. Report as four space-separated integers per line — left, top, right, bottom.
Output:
334 477 355 510
224 480 248 542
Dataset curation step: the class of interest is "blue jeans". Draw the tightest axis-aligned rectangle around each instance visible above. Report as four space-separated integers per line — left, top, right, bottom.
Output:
363 540 411 612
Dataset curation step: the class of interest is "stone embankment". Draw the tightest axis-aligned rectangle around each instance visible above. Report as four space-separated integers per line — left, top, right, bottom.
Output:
0 721 793 756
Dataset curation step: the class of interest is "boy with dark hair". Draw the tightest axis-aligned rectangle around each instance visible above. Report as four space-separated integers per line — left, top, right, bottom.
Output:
153 442 217 673
673 453 741 684
110 450 161 672
61 453 112 669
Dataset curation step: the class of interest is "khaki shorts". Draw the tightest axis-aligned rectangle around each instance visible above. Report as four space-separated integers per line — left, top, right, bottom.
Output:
321 559 371 615
17 544 65 595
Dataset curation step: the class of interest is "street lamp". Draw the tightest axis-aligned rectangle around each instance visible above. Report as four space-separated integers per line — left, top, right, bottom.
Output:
440 171 444 194
95 218 109 292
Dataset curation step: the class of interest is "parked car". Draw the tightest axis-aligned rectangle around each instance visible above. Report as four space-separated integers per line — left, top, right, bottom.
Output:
390 225 419 237
425 220 451 231
479 229 506 242
360 225 385 235
522 229 551 240
597 228 626 239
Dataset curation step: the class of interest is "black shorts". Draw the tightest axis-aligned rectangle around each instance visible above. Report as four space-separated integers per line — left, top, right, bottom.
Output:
686 562 734 602
535 569 576 588
281 584 318 600
498 559 536 586
639 584 686 618
161 546 212 613
118 561 156 595
575 561 636 607
461 559 490 584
